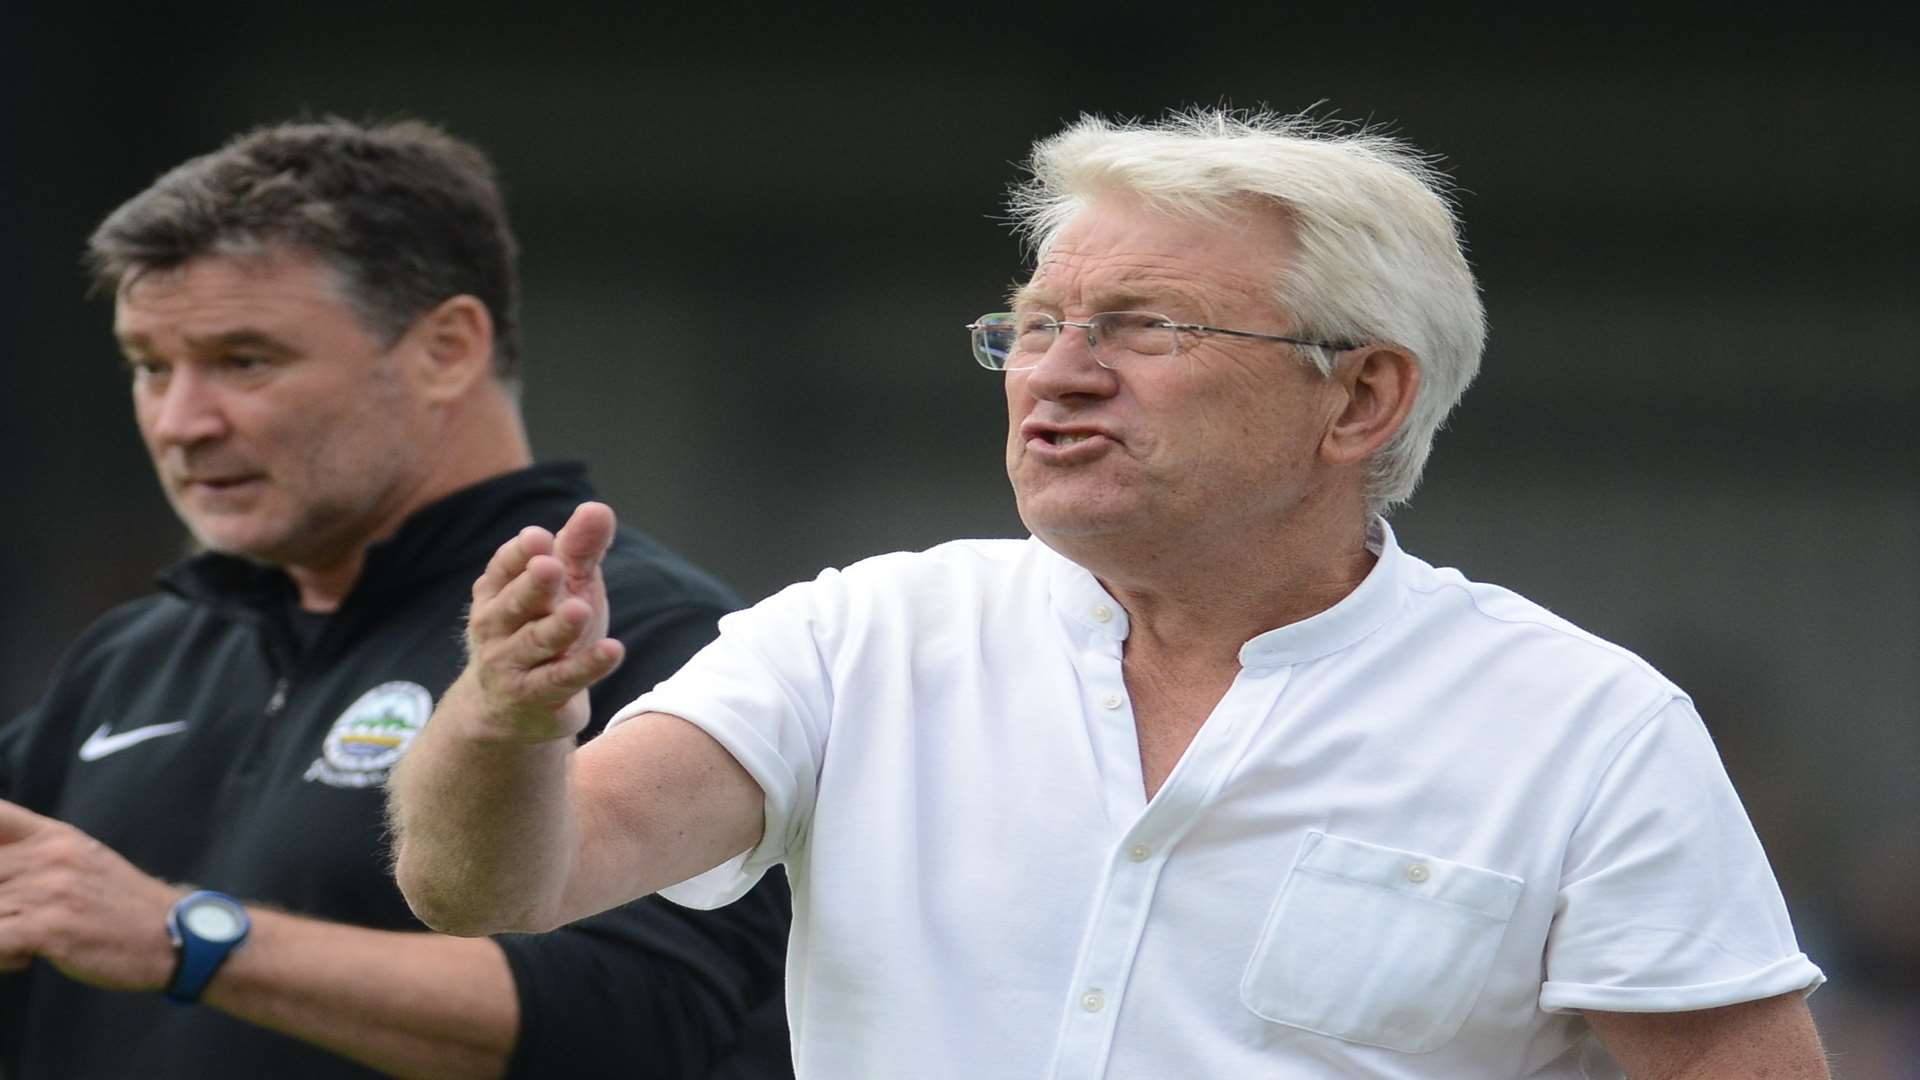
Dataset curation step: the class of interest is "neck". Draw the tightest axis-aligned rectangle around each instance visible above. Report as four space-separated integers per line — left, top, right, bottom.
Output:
286 553 373 614
287 389 532 613
1064 498 1377 668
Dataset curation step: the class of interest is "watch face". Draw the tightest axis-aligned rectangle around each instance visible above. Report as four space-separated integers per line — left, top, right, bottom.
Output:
183 902 246 942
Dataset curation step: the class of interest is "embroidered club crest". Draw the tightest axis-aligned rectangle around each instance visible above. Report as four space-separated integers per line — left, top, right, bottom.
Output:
303 681 433 789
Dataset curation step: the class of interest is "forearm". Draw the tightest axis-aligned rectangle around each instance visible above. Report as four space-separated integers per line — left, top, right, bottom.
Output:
389 674 580 935
2 795 526 1078
1587 993 1829 1079
204 910 516 1080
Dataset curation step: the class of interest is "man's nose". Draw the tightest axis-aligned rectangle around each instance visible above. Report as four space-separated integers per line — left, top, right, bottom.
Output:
142 369 230 446
1020 324 1117 401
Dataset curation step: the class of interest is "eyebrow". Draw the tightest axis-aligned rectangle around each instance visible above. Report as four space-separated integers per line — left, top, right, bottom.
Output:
115 327 302 357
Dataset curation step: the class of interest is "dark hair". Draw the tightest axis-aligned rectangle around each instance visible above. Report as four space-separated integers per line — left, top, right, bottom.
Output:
86 117 523 381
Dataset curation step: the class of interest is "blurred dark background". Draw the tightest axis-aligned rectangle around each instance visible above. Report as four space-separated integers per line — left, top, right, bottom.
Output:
4 7 1914 1074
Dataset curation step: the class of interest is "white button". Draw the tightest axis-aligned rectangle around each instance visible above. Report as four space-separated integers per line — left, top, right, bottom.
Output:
1101 693 1123 710
1081 989 1106 1012
1128 844 1151 862
1406 862 1430 883
1091 604 1114 623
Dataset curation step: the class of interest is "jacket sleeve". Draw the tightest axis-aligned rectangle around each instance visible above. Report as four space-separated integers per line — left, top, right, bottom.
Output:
0 709 27 1064
0 599 155 811
494 871 791 1080
497 593 793 1079
0 711 23 801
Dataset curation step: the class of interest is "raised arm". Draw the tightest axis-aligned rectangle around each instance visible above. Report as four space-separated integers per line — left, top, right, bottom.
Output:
389 502 763 936
1585 993 1829 1078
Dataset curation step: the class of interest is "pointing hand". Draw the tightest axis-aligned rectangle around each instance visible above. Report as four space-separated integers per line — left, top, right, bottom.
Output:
454 501 627 742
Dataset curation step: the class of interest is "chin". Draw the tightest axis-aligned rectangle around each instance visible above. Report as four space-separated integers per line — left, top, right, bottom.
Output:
1017 498 1139 542
185 523 293 565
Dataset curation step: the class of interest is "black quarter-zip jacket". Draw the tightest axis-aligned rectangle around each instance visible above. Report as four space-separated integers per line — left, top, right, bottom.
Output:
0 463 791 1079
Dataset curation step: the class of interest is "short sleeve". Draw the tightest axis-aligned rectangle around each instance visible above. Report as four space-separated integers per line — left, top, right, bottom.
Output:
1540 697 1824 1013
607 573 843 910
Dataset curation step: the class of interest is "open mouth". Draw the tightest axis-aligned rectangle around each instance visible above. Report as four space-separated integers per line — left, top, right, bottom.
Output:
1021 422 1115 455
184 475 262 493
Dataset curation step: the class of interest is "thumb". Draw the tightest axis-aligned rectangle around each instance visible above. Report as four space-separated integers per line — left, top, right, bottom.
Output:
554 501 617 578
0 799 49 844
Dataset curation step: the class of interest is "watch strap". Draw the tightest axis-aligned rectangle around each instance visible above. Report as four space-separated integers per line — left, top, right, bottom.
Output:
165 890 249 1004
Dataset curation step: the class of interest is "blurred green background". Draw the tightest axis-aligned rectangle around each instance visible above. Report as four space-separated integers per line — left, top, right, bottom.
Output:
3 7 1914 1074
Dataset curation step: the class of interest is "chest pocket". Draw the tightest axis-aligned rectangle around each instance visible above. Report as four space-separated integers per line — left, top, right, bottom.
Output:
1240 830 1522 1054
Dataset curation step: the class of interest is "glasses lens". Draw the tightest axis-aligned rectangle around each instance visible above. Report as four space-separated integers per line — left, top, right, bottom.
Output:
1090 312 1177 361
1012 312 1059 364
970 313 1019 370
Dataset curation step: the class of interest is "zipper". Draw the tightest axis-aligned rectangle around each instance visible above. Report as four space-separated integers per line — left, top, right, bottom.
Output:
265 677 290 717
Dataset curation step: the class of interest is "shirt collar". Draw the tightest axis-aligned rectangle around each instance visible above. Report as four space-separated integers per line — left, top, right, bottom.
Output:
1041 517 1408 668
1046 542 1132 641
1236 517 1406 668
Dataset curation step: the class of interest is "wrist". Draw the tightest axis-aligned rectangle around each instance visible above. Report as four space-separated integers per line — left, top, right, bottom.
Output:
165 891 251 1004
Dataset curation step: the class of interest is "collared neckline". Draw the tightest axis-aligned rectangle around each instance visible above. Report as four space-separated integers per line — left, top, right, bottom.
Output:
1235 517 1405 668
1040 517 1408 668
1046 543 1132 642
158 461 597 616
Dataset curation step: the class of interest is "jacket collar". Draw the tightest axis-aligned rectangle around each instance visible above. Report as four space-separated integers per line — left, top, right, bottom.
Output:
157 462 598 618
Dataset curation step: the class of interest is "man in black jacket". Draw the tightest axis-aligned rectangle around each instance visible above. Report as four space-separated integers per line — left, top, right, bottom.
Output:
0 118 790 1079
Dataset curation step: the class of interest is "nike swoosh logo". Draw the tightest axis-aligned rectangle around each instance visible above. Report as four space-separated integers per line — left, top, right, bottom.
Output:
77 721 192 762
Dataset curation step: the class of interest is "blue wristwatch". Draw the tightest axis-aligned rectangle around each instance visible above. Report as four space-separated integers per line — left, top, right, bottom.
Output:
165 890 250 1004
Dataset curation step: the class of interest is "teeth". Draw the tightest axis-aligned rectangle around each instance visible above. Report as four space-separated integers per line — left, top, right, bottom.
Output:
1055 434 1090 447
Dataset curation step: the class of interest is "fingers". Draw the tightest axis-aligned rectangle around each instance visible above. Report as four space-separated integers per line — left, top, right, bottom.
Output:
508 636 627 709
478 503 610 605
0 818 186 991
470 503 616 650
0 799 47 845
471 553 567 644
491 595 619 675
473 588 623 698
495 594 601 672
456 502 622 731
472 526 556 607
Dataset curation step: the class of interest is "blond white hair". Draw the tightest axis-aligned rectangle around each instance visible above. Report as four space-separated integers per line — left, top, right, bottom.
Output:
1009 107 1486 513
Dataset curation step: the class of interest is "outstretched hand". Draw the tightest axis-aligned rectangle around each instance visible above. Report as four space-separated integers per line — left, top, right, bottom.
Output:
0 798 186 988
456 501 628 743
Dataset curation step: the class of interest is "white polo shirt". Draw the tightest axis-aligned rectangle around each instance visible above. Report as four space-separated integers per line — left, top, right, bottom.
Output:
614 522 1821 1079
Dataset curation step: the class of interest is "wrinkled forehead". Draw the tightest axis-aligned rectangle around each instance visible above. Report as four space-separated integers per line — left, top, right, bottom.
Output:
112 246 362 346
1014 196 1296 317
117 240 352 300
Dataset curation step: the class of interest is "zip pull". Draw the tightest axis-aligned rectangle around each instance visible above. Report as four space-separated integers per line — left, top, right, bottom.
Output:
265 678 290 717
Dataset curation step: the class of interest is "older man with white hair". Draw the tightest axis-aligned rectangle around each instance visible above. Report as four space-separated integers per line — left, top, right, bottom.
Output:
390 108 1828 1078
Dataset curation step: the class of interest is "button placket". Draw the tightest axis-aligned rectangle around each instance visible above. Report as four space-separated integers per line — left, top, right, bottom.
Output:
1071 627 1143 824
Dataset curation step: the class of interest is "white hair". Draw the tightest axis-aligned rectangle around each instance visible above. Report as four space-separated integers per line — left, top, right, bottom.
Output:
1008 107 1487 514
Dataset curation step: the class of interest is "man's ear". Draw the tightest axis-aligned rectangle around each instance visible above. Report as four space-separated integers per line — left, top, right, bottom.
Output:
1320 344 1420 467
400 295 495 403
